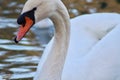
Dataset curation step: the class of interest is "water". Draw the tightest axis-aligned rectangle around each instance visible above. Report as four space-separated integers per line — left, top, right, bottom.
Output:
0 0 53 79
0 3 52 79
0 0 120 80
0 18 45 80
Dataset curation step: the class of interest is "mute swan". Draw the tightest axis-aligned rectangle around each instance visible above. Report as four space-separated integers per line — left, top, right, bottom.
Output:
14 0 120 80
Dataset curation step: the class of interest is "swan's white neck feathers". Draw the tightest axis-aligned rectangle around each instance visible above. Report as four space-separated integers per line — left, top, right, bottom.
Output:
34 1 70 80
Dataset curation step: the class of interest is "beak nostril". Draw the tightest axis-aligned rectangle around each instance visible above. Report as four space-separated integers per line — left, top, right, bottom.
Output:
21 24 25 27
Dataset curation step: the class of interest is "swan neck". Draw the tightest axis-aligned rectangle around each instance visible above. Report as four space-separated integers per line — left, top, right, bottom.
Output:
34 1 70 80
48 5 70 79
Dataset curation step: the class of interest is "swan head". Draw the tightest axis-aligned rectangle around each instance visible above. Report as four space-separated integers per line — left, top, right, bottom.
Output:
14 0 58 43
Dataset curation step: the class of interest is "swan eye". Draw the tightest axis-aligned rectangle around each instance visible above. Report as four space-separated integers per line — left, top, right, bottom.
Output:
33 7 37 11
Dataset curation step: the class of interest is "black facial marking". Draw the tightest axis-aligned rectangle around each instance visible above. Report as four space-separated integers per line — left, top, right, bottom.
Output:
17 7 37 26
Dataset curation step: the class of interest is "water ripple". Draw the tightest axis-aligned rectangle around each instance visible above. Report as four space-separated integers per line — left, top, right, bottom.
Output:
4 56 39 63
0 39 12 44
10 72 35 79
0 45 43 51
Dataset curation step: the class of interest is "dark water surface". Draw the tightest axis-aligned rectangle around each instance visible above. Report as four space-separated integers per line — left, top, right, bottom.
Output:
0 0 120 80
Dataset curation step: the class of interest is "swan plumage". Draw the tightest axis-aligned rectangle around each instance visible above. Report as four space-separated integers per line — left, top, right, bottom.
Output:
14 0 120 80
62 13 120 80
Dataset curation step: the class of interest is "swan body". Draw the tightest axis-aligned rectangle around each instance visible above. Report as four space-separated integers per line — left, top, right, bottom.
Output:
14 0 120 80
62 13 120 80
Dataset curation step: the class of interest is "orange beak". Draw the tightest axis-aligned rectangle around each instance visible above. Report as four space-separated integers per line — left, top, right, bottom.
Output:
14 17 34 43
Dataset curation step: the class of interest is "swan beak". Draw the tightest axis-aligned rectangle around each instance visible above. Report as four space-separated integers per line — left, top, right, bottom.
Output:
14 17 34 43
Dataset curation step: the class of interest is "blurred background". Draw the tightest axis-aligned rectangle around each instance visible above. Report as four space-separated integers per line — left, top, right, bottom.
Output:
0 0 120 80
